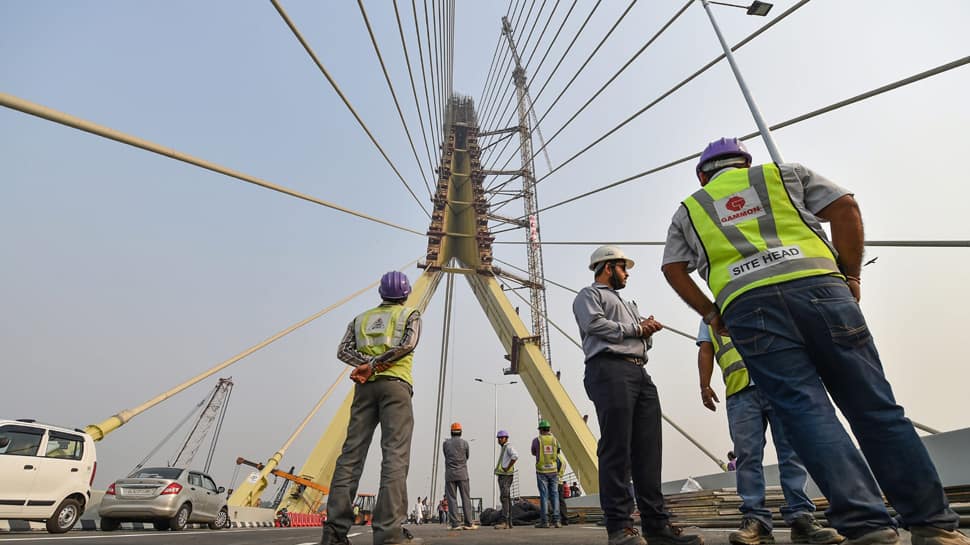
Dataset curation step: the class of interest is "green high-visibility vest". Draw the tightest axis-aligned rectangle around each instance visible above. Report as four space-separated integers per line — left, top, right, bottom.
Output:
708 326 751 398
495 445 514 476
682 164 841 312
354 304 417 386
535 434 559 474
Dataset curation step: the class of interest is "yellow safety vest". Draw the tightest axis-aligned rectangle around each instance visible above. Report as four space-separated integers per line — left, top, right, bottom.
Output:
708 326 751 398
495 445 514 476
535 434 559 474
354 304 417 386
682 164 841 312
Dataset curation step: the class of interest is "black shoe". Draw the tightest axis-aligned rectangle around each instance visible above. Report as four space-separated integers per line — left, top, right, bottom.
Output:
729 518 774 545
319 524 352 545
534 521 550 528
644 523 705 545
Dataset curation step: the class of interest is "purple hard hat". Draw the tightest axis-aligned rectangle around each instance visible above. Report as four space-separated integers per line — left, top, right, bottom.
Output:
379 271 412 300
696 137 752 174
496 430 509 438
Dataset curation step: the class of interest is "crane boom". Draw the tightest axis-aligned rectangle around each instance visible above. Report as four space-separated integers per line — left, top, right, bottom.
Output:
234 457 329 494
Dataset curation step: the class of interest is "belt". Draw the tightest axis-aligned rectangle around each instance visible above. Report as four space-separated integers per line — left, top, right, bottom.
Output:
622 356 647 367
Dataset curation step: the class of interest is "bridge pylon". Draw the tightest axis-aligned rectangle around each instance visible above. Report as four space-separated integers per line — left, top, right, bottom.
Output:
278 96 598 513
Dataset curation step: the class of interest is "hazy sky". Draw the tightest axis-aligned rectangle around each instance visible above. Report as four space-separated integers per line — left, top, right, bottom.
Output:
2 0 968 507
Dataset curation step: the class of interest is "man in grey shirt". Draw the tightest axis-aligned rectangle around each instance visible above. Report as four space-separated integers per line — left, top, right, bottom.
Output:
442 422 476 530
573 246 702 545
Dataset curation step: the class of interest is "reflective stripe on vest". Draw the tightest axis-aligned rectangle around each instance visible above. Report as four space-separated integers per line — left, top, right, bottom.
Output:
682 164 841 311
535 434 559 474
708 326 751 398
495 445 514 476
354 304 417 385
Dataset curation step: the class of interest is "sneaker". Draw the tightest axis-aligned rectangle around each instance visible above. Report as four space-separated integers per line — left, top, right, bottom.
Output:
609 527 648 545
462 523 479 530
911 527 970 545
790 514 845 544
319 524 352 545
534 521 550 528
844 528 899 545
449 524 463 531
554 520 562 528
493 522 510 529
645 523 705 545
729 518 774 545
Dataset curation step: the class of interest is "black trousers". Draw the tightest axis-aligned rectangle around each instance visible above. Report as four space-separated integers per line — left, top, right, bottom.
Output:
584 354 669 534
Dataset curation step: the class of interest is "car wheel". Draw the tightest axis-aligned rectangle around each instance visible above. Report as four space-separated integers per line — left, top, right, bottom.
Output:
153 520 170 531
208 508 228 530
46 498 82 534
169 503 191 531
100 517 121 532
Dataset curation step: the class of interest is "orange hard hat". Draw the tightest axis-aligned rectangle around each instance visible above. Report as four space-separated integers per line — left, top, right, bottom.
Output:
450 422 462 432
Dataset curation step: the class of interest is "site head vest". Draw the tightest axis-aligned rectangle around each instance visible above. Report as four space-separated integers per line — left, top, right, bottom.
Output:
682 164 841 312
495 444 514 476
354 303 417 385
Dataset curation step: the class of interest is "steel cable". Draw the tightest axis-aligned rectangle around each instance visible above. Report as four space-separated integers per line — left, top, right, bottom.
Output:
393 0 438 182
357 0 433 199
268 0 430 218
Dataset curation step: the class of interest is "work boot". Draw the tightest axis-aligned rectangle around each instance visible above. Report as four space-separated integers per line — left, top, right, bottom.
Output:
608 527 648 545
319 524 352 545
729 518 774 545
911 527 970 545
645 523 705 545
843 529 899 545
534 520 550 528
790 514 845 544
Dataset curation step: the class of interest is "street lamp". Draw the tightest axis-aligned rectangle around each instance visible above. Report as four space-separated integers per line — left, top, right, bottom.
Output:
473 377 518 508
700 0 783 163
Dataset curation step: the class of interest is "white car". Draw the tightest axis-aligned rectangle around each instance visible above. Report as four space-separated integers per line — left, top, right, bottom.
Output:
0 419 96 533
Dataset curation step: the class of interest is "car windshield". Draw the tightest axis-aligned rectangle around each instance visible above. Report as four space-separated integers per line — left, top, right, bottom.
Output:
130 467 183 479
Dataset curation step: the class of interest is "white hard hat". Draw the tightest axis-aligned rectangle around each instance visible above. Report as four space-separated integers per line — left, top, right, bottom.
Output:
589 245 635 271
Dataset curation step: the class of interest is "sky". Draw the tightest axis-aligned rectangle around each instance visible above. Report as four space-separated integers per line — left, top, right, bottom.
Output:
2 0 969 509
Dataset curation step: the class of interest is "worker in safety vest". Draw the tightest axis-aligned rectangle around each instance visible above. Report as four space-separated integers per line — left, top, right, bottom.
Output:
663 138 967 545
530 419 561 528
319 271 423 545
442 422 477 530
492 429 518 530
573 245 702 545
697 320 842 545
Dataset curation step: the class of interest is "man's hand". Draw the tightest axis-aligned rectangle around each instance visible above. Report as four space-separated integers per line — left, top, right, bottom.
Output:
846 278 861 302
350 363 374 384
701 386 720 412
639 315 663 336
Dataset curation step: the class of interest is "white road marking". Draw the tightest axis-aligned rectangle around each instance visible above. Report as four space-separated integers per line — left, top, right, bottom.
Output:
0 528 262 542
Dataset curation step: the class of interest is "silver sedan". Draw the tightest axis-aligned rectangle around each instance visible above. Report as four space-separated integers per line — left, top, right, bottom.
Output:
98 467 228 531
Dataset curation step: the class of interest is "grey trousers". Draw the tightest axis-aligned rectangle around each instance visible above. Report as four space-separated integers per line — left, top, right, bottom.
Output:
322 378 413 544
497 474 513 523
445 479 473 527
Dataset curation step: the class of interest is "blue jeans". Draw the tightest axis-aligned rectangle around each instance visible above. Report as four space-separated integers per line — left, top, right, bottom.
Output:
537 473 559 523
727 386 815 530
724 275 958 538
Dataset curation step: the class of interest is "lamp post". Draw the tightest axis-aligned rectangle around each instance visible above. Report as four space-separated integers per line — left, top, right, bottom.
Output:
700 0 783 164
474 377 518 508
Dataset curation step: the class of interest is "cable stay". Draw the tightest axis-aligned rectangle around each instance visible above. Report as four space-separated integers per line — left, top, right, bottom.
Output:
498 0 694 174
527 0 811 189
496 239 970 248
392 1 438 179
524 53 970 216
268 0 430 219
411 0 441 157
0 93 424 237
357 0 433 200
81 258 419 441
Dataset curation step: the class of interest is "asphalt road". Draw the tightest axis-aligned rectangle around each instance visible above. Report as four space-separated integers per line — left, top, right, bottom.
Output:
0 527 940 545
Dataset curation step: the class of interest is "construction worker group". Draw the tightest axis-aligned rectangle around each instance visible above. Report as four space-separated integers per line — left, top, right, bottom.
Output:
318 138 969 545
